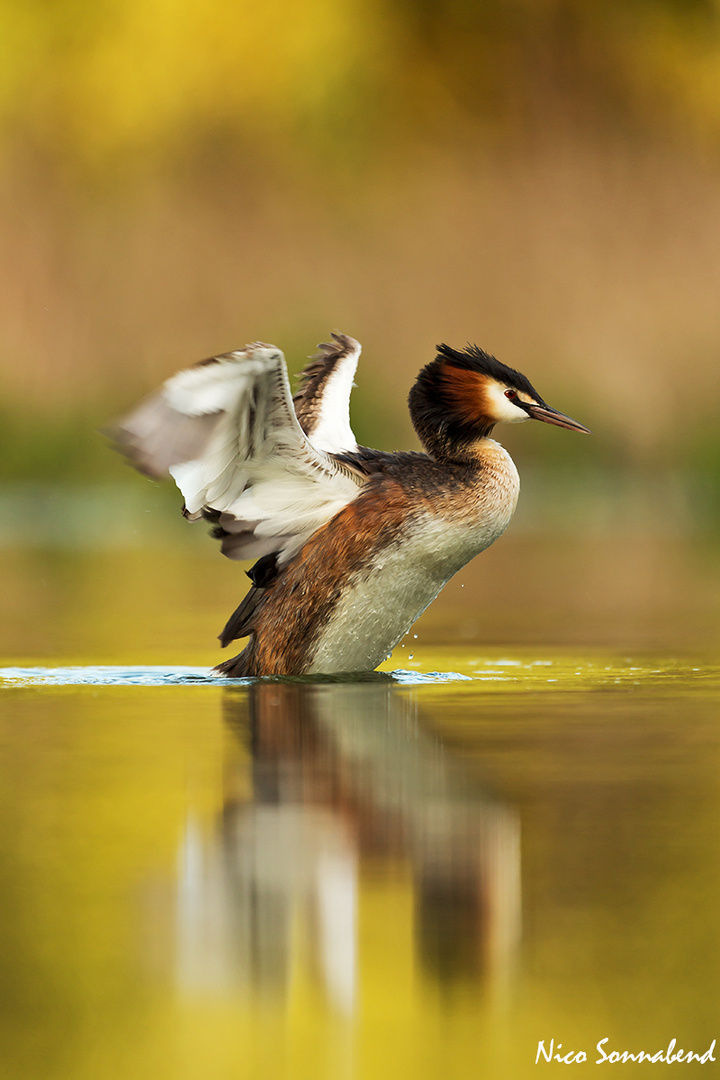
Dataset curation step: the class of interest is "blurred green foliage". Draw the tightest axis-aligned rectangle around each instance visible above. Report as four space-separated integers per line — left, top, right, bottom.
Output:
0 407 106 482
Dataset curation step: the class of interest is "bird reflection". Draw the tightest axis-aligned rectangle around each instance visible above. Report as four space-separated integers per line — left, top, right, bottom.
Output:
175 680 520 1010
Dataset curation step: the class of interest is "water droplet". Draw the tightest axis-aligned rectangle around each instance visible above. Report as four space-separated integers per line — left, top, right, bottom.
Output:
408 653 414 660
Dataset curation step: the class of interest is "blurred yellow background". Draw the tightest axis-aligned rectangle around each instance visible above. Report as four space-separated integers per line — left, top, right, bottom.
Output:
2 11 720 1077
1 0 720 656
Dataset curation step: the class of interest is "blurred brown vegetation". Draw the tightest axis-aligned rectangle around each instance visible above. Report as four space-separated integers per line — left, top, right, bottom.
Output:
1 0 720 658
1 0 720 484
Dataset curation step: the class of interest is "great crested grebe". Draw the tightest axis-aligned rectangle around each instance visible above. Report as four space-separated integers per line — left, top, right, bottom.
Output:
108 332 590 676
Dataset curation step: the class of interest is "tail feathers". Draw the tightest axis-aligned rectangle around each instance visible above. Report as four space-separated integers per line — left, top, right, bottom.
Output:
219 553 279 648
219 587 264 647
214 643 253 677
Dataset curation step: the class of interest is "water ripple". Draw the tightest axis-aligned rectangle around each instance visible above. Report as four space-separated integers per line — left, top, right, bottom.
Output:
0 665 472 688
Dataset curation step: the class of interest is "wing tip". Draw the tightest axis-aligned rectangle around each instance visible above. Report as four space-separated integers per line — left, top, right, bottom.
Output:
312 331 361 363
294 331 361 398
101 423 167 480
192 342 283 369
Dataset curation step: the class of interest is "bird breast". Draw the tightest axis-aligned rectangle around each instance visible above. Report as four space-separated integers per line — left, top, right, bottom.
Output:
306 440 520 674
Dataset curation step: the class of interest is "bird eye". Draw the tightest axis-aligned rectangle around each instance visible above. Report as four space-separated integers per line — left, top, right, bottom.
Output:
504 389 517 400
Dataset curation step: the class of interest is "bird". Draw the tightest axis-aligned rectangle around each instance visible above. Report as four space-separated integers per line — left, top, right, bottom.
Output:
107 332 590 677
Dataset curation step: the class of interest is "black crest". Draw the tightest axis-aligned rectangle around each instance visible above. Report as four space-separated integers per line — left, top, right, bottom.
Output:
435 343 543 403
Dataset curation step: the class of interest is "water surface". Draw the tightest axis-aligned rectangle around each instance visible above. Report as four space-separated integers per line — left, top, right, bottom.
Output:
1 648 718 1078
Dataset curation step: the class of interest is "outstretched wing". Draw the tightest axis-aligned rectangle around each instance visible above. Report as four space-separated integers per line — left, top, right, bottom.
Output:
107 342 364 566
292 332 360 453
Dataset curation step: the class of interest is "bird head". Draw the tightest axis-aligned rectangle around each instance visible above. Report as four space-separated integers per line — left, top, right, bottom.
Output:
408 343 590 460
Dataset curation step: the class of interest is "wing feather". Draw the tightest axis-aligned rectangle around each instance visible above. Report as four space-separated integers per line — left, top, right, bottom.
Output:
107 342 365 565
292 332 360 453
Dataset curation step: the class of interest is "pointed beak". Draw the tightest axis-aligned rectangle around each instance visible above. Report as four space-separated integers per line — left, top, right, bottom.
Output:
524 402 591 434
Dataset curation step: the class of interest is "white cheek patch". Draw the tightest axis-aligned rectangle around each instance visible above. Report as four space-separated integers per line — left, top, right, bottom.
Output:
485 382 531 424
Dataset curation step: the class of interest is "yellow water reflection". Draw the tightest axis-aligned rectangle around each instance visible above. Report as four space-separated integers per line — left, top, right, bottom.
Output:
0 660 718 1078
